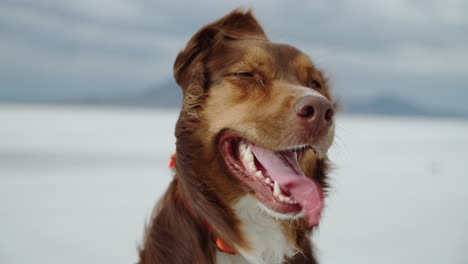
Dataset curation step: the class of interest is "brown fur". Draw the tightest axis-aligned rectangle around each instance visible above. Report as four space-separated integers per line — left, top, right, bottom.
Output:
139 9 334 264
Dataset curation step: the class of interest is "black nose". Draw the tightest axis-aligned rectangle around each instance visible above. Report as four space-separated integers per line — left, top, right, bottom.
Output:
295 95 335 128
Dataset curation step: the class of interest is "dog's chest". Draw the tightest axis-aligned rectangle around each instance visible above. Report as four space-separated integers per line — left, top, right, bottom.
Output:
215 195 297 264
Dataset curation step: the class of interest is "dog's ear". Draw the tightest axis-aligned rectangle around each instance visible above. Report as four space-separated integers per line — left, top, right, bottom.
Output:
173 9 267 92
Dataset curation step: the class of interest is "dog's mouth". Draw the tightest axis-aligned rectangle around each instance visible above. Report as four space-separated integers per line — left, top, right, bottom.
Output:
219 133 324 227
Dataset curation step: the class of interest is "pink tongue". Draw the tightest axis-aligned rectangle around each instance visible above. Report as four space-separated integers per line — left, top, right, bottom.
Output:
251 145 324 227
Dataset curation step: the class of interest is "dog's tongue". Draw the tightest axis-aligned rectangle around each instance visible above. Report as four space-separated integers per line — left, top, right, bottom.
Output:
251 145 324 227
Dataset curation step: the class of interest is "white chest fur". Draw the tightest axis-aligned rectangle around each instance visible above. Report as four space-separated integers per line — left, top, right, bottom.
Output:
216 195 298 264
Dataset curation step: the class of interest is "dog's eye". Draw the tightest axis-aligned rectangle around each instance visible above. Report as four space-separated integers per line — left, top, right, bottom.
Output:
309 80 321 90
235 72 255 78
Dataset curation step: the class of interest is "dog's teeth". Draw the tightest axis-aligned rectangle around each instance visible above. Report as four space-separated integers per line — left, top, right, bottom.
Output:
248 161 257 172
245 152 254 162
278 194 289 202
244 147 254 162
273 181 281 197
239 141 247 152
277 194 296 204
264 177 271 185
255 171 264 179
239 141 247 150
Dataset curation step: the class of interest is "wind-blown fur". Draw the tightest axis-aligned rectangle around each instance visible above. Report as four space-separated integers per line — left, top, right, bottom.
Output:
139 9 334 264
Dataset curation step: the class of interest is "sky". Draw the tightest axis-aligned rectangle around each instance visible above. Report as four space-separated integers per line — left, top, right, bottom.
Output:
1 0 467 112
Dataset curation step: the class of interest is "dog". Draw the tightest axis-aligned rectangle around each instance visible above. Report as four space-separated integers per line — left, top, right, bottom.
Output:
139 9 336 264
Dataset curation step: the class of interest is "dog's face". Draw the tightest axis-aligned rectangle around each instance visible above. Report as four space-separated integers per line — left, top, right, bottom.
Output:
174 10 335 228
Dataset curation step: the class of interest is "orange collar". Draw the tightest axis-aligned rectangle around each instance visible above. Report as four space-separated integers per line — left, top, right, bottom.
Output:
204 221 236 254
169 153 236 255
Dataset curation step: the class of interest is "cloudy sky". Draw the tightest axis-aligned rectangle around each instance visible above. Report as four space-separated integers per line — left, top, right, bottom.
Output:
1 0 467 111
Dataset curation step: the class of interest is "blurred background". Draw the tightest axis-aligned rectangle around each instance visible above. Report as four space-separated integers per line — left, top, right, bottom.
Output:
1 0 467 263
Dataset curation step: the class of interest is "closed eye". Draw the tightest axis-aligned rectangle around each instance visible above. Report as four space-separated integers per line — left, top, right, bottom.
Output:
235 72 255 78
309 79 321 90
226 71 264 86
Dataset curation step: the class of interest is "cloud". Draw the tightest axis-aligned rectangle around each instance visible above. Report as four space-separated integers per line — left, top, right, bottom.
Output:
0 2 183 96
301 43 468 77
0 0 467 111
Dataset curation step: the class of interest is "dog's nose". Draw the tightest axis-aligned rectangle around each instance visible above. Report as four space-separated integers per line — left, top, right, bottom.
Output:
295 95 334 128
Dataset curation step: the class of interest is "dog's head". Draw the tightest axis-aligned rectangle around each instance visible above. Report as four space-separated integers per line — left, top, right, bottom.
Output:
173 9 335 246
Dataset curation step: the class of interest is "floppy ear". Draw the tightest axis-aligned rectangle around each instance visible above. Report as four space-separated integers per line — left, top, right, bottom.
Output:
173 9 267 93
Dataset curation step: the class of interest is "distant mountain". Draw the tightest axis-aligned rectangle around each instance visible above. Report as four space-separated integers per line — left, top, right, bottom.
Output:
346 94 424 115
2 78 467 119
345 94 467 118
71 79 183 108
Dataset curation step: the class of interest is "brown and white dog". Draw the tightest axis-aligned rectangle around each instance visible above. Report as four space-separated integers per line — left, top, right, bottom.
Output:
139 9 336 264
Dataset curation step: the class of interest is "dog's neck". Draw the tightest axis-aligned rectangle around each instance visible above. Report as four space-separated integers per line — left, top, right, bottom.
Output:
216 195 299 264
175 176 310 263
172 151 296 262
140 167 318 264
